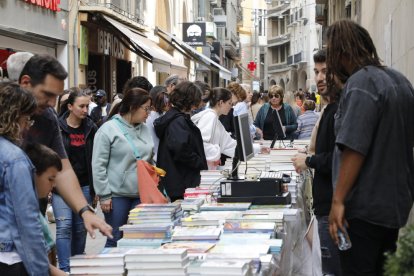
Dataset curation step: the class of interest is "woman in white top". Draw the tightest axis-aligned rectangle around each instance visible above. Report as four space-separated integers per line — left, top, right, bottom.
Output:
191 88 237 169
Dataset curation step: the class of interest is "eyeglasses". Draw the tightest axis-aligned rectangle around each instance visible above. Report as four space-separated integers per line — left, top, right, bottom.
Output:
141 106 151 113
269 94 281 99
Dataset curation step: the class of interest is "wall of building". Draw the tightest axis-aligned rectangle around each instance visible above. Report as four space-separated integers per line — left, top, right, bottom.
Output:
360 0 414 84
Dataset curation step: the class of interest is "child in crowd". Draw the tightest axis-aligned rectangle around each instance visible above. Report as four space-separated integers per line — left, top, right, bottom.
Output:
25 143 66 275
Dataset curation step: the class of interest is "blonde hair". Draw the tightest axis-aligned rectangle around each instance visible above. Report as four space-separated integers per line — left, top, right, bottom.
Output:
268 85 284 104
227 82 246 101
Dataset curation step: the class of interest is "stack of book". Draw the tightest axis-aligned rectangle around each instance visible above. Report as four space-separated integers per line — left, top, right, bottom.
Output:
127 203 183 225
176 198 205 214
200 202 252 212
70 248 128 275
240 210 284 228
120 223 172 240
223 221 277 235
194 259 251 276
184 187 216 203
161 241 216 256
180 211 243 227
117 237 167 248
172 226 222 241
124 248 189 276
264 239 283 254
199 170 225 189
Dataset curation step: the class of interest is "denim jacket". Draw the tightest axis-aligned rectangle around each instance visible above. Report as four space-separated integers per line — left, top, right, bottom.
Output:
0 137 49 275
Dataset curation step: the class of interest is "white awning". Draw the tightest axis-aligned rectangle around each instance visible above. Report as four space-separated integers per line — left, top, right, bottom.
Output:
102 15 187 74
156 27 232 80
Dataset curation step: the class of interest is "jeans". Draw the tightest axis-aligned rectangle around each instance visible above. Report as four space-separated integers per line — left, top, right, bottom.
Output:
103 197 140 247
0 262 28 276
52 185 92 272
317 215 342 276
339 218 399 276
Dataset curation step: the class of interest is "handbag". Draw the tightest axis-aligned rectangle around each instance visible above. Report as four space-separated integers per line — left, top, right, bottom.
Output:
114 118 168 204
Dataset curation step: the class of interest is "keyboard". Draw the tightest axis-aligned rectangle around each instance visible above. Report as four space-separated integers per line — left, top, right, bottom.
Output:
260 171 283 180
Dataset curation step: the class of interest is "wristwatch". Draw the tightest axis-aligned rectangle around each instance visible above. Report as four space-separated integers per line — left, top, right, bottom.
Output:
305 155 313 168
78 204 95 217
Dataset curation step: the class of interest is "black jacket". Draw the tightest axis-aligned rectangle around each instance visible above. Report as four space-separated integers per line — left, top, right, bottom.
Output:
308 102 338 216
154 108 208 198
59 112 98 197
90 104 111 127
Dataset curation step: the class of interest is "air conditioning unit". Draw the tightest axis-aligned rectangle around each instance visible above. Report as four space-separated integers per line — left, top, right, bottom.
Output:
210 0 219 6
213 8 224 16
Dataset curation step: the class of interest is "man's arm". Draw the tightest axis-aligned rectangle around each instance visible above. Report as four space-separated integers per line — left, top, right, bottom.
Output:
328 147 365 244
55 159 112 238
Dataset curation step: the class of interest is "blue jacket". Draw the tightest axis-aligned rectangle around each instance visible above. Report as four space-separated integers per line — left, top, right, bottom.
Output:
0 137 49 275
254 103 298 137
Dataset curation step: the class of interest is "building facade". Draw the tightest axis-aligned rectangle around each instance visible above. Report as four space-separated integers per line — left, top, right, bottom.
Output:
0 0 69 82
265 0 321 93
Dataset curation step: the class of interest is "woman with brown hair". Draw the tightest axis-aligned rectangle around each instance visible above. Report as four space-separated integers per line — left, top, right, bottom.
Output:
154 81 207 202
0 82 63 275
92 88 153 247
254 85 297 140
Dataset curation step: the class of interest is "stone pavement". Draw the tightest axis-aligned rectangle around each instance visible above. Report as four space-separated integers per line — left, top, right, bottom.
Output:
47 205 107 255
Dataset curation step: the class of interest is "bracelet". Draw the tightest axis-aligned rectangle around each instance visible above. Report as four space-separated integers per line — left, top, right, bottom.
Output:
78 205 94 217
305 155 313 168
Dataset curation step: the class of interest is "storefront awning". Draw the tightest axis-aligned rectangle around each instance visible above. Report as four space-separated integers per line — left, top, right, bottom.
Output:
102 15 187 74
155 27 232 80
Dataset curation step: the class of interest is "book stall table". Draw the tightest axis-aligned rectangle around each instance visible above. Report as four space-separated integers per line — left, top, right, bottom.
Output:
68 140 313 276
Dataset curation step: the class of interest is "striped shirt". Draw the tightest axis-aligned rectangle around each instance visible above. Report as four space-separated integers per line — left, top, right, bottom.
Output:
296 111 319 139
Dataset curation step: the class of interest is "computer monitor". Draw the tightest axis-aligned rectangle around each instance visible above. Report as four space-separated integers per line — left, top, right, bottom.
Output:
230 113 254 179
270 109 286 148
234 113 254 162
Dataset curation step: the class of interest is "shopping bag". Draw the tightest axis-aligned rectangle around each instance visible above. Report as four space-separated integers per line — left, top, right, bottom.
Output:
136 160 168 204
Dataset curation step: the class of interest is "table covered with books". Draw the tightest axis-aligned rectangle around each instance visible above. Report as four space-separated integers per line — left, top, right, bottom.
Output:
69 140 311 276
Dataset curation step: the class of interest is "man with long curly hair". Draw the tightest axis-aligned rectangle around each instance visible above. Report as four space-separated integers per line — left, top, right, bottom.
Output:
327 20 414 275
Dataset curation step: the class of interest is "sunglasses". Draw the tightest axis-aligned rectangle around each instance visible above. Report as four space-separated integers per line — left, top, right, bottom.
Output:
269 94 281 99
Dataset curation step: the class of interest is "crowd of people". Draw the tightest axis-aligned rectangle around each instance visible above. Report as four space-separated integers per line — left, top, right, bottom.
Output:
0 19 413 276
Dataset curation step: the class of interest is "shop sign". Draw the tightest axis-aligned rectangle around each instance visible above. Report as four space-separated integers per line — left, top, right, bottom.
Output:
24 0 61 12
183 23 206 46
97 29 125 59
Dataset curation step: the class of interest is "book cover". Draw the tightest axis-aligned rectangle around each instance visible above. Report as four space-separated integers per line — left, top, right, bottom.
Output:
172 226 222 241
70 265 124 274
199 260 249 275
70 253 124 267
125 257 189 269
161 242 216 253
200 202 252 211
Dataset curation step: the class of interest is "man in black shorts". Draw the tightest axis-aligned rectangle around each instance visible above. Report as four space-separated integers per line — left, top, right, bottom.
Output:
17 54 112 239
327 20 414 275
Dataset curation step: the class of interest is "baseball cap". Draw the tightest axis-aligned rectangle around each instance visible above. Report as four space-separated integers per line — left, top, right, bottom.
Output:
96 89 106 97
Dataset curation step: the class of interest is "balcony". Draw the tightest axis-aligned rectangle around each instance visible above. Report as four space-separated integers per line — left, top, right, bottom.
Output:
267 33 290 47
268 62 289 73
79 1 145 31
225 31 239 60
267 3 290 19
287 51 307 65
268 2 290 14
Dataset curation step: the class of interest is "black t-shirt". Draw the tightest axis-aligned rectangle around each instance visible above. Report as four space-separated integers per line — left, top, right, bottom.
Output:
333 66 414 228
263 106 286 140
66 124 89 186
24 108 67 159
